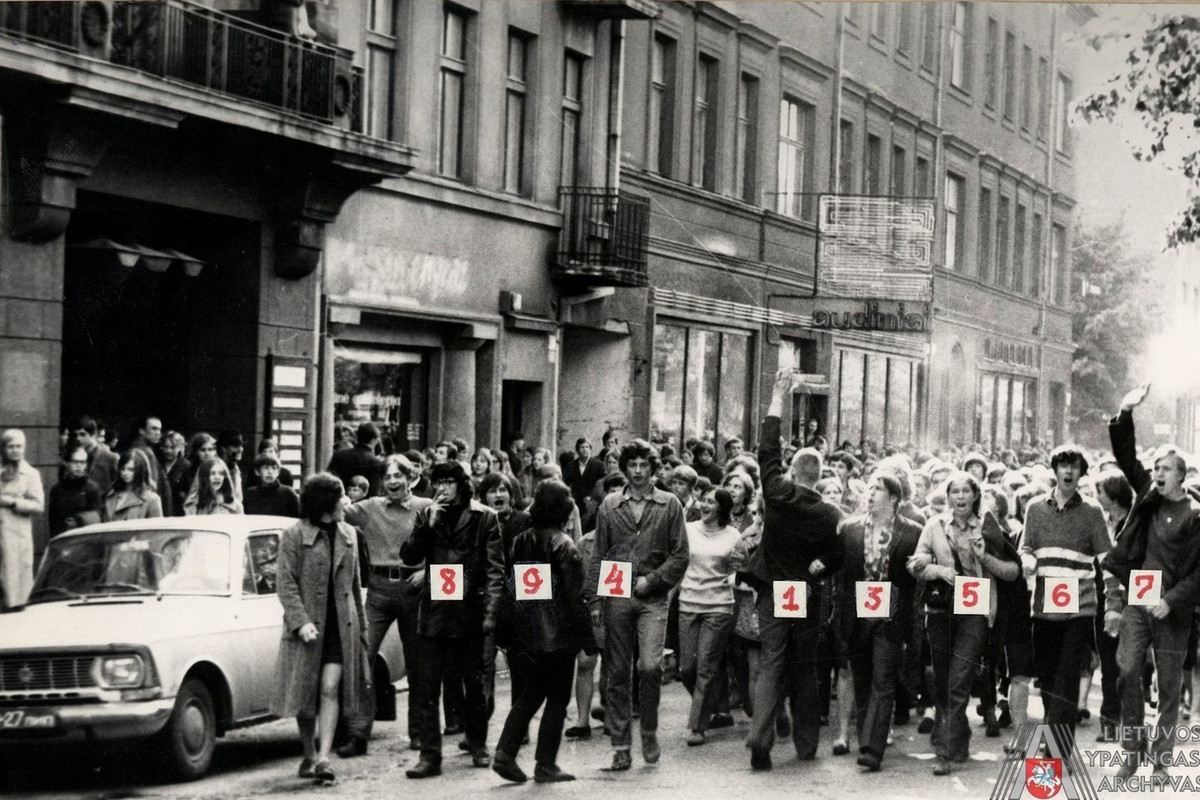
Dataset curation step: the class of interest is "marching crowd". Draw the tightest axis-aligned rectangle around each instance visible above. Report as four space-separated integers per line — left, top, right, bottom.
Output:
1 375 1199 787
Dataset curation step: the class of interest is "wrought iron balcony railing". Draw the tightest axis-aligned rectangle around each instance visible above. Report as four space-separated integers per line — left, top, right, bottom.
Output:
0 1 359 130
556 187 650 288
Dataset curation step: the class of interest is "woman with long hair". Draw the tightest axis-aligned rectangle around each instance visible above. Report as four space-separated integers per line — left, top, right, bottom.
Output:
722 471 756 533
103 450 164 522
185 457 243 515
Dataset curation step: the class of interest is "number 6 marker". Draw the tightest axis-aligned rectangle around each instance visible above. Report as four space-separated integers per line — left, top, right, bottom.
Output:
1043 577 1079 614
855 581 891 619
515 564 552 600
954 576 990 615
1128 570 1162 607
773 580 808 618
597 560 632 598
430 563 463 601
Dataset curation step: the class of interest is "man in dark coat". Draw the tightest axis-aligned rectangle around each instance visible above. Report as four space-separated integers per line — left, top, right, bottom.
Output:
562 437 605 515
48 445 102 536
70 416 118 498
401 462 505 779
744 371 844 771
1101 383 1200 783
327 422 384 497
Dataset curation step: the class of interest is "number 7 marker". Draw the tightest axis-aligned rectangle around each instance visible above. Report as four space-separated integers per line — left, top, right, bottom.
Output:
1128 570 1162 607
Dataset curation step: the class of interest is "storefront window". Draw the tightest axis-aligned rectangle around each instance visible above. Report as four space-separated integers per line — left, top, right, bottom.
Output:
978 374 996 447
863 355 888 447
333 345 428 454
837 350 864 449
979 373 1037 449
651 322 752 450
836 350 918 450
1010 379 1027 448
887 359 913 445
995 376 1011 448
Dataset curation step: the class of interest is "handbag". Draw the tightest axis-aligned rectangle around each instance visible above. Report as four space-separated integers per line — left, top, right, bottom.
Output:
921 524 965 610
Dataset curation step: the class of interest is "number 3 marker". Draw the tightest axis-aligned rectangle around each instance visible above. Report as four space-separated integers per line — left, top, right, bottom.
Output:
855 581 892 619
1128 570 1162 607
515 564 552 601
597 560 632 598
430 563 464 600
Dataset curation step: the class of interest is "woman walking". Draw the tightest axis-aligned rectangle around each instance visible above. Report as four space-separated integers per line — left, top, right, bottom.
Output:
0 429 44 611
491 480 596 783
271 473 370 786
103 450 164 522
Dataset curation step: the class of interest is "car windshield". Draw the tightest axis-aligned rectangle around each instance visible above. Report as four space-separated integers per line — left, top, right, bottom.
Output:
29 529 232 603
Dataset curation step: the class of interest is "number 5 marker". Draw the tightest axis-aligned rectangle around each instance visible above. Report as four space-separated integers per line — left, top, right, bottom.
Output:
954 576 990 615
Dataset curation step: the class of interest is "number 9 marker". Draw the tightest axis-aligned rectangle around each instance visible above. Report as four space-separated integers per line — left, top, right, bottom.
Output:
515 564 552 600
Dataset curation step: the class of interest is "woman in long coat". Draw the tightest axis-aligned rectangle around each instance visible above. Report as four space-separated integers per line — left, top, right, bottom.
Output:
271 473 369 785
103 450 164 522
0 429 44 611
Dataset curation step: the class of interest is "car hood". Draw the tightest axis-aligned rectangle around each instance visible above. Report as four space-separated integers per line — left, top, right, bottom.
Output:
0 596 240 651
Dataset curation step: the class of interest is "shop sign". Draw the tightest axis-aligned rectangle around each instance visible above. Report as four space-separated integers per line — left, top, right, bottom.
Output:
983 338 1036 368
810 300 929 333
324 238 471 302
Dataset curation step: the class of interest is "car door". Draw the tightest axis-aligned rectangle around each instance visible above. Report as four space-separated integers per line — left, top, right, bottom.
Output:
228 530 284 720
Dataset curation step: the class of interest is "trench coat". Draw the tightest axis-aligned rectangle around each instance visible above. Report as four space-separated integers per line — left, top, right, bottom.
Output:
271 519 370 718
102 489 164 522
1 460 45 610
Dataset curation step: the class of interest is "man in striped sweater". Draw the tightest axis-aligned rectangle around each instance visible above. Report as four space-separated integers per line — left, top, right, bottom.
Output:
1019 444 1111 747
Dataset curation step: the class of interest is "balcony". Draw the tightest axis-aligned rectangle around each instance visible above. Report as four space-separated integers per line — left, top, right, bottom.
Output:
560 0 660 20
0 0 361 130
556 187 650 289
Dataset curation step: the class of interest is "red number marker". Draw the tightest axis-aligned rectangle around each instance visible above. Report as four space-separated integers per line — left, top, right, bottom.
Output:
781 585 800 612
439 567 457 595
961 580 979 608
522 567 544 596
1052 583 1071 607
864 585 883 611
1134 573 1154 600
603 562 625 596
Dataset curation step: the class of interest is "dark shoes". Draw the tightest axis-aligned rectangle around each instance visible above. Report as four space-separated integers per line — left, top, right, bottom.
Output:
776 714 792 738
932 756 951 776
491 751 527 783
918 716 935 734
336 735 368 758
602 750 632 772
312 760 335 785
444 723 464 736
564 725 592 739
857 752 882 772
591 707 606 722
709 712 735 729
687 730 706 746
298 758 316 778
405 758 442 779
472 747 492 768
832 741 851 756
642 732 661 764
750 745 772 772
534 763 576 783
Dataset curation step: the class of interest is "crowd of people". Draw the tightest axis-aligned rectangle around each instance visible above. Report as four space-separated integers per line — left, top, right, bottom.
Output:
1 377 1199 788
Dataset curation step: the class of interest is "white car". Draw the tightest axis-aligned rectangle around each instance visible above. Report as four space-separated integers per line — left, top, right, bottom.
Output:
0 516 404 780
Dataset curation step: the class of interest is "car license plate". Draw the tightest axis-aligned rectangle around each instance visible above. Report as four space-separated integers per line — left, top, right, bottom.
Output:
0 709 58 730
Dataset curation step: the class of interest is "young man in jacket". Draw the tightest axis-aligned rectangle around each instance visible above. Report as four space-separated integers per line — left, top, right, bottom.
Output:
586 439 690 771
1102 383 1200 784
745 371 844 771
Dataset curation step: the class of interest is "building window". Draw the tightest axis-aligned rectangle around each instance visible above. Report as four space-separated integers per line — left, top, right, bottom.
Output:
890 145 907 197
845 4 862 27
692 54 719 190
838 119 855 194
777 96 815 219
560 52 585 188
915 154 930 196
1021 45 1034 132
865 134 883 195
949 2 969 90
365 0 397 140
649 34 677 178
1002 31 1016 122
921 3 937 71
650 323 752 451
1055 73 1073 154
898 2 914 56
997 194 1011 287
1037 56 1049 140
870 4 887 41
944 173 964 270
438 6 469 179
978 187 993 282
979 374 1036 448
833 350 917 448
1031 212 1044 298
984 18 999 110
503 32 530 195
735 73 759 204
1051 222 1068 305
1013 203 1027 293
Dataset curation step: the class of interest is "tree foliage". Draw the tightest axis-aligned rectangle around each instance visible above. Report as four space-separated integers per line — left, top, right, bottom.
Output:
1080 16 1200 248
1069 221 1162 447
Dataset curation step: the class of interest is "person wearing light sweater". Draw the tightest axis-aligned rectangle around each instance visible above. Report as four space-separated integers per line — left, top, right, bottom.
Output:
678 487 744 746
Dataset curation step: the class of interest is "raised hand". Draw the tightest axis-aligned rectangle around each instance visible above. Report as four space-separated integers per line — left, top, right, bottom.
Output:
1119 382 1151 413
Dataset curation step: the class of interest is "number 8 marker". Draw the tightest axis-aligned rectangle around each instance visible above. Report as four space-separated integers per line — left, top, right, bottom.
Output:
1128 570 1162 607
430 563 464 600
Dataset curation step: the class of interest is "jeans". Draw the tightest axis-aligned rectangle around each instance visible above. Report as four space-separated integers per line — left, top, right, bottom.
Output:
346 575 422 739
603 594 669 748
412 635 489 763
679 611 734 731
1116 605 1191 764
925 611 988 761
1095 616 1120 733
1033 616 1094 741
498 649 576 765
746 591 822 757
849 619 901 759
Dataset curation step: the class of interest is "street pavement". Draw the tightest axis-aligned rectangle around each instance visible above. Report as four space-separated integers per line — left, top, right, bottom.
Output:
3 673 1198 799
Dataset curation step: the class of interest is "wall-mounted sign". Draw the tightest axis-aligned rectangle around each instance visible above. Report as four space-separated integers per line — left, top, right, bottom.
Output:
983 338 1036 368
810 300 929 333
818 195 936 301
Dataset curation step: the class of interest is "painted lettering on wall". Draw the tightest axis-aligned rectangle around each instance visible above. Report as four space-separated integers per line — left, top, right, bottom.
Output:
983 338 1036 368
325 238 470 302
810 300 928 333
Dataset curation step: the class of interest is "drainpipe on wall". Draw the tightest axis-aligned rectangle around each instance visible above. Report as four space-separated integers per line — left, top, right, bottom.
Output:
1041 6 1059 443
606 19 626 195
831 5 846 193
922 3 947 451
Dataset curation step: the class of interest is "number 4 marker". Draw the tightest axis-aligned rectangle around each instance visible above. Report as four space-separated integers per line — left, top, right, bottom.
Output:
597 560 632 598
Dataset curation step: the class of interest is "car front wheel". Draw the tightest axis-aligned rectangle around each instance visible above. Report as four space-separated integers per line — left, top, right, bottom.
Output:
156 678 216 781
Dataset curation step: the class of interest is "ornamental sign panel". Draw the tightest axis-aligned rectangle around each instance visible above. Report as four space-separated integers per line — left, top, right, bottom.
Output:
810 299 929 333
817 195 935 302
